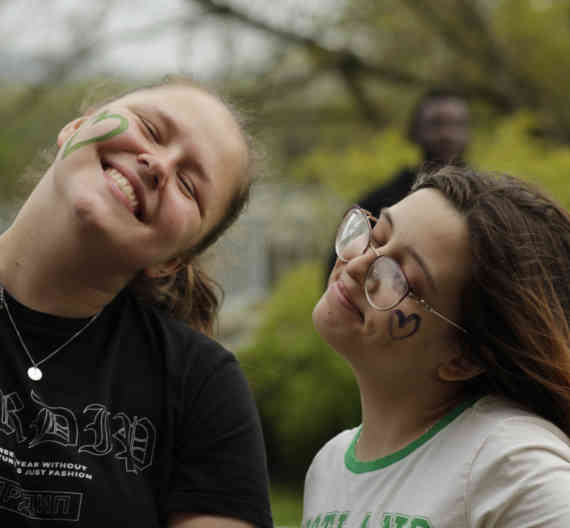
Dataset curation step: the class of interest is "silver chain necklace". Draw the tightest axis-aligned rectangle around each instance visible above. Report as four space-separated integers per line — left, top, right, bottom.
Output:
0 286 101 382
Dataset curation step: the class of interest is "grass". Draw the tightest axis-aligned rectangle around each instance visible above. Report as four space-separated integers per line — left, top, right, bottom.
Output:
270 484 303 527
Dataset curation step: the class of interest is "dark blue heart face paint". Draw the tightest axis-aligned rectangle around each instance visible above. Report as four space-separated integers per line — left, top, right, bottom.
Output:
389 309 421 340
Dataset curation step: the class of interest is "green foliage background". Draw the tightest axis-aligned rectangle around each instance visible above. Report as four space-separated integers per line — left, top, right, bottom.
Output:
291 112 570 208
2 0 570 510
0 80 133 208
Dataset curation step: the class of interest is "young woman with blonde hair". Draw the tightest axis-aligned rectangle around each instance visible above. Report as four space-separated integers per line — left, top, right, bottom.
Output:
0 78 272 528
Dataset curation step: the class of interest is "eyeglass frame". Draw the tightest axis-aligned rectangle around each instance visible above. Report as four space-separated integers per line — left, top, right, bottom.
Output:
335 206 469 335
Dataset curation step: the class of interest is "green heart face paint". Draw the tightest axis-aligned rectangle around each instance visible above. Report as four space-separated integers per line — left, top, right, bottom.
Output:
62 110 129 159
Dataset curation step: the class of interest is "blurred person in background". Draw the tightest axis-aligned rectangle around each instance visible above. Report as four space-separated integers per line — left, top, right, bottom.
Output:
325 89 471 282
0 77 272 528
306 166 570 527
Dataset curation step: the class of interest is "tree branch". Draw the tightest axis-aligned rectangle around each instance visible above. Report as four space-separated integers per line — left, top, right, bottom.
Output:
400 0 477 61
2 2 114 124
190 0 329 53
400 0 539 110
187 1 436 86
337 55 384 127
188 0 516 112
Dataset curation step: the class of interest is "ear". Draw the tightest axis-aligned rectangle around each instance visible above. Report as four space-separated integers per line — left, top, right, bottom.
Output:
57 117 88 148
438 354 485 382
144 256 184 279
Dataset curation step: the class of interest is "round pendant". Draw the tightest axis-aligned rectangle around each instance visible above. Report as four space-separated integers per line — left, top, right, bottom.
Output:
27 366 42 381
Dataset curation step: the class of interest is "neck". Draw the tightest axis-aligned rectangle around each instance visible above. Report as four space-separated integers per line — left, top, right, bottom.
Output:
0 198 134 318
422 153 466 168
352 365 466 461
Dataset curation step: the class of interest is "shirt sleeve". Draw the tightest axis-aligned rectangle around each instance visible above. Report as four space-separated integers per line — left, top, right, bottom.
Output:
466 417 570 527
166 352 273 528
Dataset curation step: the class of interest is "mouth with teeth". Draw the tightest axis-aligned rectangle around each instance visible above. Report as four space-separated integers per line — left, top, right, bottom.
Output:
102 163 142 219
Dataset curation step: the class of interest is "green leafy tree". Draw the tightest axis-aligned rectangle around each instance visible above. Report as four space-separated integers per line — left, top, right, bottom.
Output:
289 111 570 208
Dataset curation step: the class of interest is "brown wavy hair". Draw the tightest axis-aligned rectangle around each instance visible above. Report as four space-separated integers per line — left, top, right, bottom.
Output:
26 76 259 335
413 167 570 434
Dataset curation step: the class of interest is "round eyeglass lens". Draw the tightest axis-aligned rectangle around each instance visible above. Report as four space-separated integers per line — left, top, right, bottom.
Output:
365 257 409 310
335 209 370 261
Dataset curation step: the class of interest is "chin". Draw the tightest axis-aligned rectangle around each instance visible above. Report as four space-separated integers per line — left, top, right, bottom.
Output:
72 194 100 221
71 194 126 241
312 297 327 336
312 295 352 354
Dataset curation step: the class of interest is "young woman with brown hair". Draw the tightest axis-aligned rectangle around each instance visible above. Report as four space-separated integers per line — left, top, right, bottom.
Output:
304 166 569 527
0 78 272 527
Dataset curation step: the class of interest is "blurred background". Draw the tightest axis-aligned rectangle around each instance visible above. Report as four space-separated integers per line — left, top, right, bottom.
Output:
2 0 570 524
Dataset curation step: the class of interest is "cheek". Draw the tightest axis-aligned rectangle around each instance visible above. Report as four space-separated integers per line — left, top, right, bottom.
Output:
312 296 326 328
61 111 131 161
312 289 338 326
388 309 422 340
360 312 387 338
161 202 201 250
312 290 356 341
312 295 338 344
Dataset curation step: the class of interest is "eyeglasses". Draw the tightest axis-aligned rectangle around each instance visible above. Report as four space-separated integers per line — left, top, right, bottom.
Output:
335 207 469 334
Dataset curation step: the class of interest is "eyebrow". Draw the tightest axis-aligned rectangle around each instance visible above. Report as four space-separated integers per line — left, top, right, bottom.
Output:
153 107 178 137
380 208 438 294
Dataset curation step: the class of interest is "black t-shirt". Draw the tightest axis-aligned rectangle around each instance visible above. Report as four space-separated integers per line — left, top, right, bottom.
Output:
0 289 272 527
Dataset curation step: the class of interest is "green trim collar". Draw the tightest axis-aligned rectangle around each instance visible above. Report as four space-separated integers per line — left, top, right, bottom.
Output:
345 397 479 473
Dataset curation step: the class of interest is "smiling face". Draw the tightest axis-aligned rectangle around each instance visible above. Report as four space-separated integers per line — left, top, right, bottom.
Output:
313 188 471 378
51 84 248 274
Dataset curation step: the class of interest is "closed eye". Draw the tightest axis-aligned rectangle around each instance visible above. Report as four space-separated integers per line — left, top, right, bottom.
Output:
139 116 160 142
405 269 427 301
177 172 196 200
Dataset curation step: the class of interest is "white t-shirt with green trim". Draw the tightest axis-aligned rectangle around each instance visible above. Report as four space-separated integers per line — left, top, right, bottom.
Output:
302 396 570 528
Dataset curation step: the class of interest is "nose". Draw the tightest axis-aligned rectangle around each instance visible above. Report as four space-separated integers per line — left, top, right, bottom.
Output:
439 123 461 143
343 246 379 285
137 153 168 190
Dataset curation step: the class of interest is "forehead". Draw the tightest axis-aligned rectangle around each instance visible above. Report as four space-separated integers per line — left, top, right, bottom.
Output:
389 189 470 279
119 84 232 119
120 85 244 147
420 97 469 122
